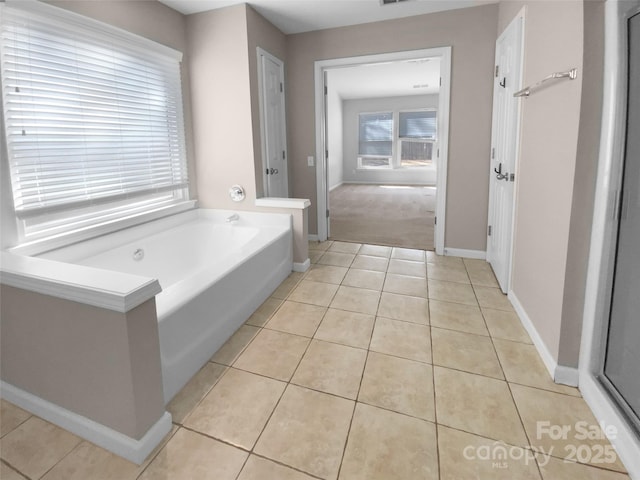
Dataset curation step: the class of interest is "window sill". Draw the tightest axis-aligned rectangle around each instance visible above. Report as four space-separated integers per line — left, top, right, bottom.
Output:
356 166 435 171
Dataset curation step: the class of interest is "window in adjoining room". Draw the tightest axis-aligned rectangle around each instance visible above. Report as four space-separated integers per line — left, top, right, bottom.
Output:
357 111 393 169
356 109 436 170
0 1 192 250
399 110 437 167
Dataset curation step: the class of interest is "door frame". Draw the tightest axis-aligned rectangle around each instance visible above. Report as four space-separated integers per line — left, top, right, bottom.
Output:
257 47 288 197
486 8 525 293
580 1 640 476
313 47 452 254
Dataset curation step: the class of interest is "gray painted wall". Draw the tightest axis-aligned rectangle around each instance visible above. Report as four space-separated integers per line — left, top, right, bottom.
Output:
498 0 587 369
0 287 164 440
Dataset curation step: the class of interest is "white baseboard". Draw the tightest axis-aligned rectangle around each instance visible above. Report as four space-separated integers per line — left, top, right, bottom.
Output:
508 291 557 379
329 182 343 192
293 258 310 272
308 234 319 242
339 180 436 187
579 373 640 479
508 291 580 387
554 364 579 387
0 381 172 465
444 248 486 260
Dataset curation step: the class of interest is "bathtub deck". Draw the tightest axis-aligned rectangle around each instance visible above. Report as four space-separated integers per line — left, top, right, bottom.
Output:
0 241 629 479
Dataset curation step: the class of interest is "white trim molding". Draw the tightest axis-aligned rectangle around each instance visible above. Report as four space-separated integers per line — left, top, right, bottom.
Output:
314 46 452 256
578 1 640 478
255 197 311 209
508 291 579 387
0 382 172 465
554 365 579 387
509 291 557 379
293 258 311 272
0 252 161 313
443 248 486 260
580 373 640 479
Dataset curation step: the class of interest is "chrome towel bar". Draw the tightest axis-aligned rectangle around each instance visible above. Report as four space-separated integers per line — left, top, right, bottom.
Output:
514 68 578 98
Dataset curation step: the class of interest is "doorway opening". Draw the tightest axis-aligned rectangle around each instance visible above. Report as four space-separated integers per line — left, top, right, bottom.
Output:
314 47 451 254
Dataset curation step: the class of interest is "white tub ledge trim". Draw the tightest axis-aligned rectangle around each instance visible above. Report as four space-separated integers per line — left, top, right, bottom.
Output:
0 252 161 313
0 381 172 465
255 197 311 209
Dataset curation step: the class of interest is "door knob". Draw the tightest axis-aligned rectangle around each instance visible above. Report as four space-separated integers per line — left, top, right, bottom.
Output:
494 163 508 181
270 168 279 175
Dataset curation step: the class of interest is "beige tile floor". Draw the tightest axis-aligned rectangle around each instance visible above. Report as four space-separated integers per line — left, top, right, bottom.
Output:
0 240 631 479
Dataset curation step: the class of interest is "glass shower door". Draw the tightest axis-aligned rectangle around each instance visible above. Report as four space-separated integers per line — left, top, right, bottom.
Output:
602 11 640 429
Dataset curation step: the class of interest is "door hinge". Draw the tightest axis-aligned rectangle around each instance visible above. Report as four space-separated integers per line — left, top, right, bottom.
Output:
282 150 286 160
439 77 442 87
434 216 437 225
491 147 495 159
326 209 330 218
495 65 499 78
280 82 283 93
488 225 492 236
325 149 329 159
324 85 328 95
437 148 440 158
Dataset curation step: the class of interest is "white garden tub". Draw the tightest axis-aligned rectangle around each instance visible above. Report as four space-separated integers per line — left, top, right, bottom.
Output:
40 209 293 403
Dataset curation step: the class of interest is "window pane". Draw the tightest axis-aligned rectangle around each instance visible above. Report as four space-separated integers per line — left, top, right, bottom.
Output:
0 2 189 241
401 140 433 167
359 112 393 156
399 110 437 139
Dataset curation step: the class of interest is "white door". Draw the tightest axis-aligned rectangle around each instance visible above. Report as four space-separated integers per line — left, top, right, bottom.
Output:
486 12 524 292
258 49 288 197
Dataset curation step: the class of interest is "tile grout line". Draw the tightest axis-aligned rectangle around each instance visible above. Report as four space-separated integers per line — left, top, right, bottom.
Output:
336 250 382 480
243 292 333 473
426 276 443 480
471 267 545 480
135 425 180 480
168 270 306 478
1 458 33 480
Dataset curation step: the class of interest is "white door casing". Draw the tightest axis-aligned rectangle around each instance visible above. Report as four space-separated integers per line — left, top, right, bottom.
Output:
486 10 525 293
314 47 451 254
257 48 288 198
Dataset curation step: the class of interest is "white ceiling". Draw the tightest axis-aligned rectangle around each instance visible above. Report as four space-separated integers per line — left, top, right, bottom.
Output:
158 0 498 34
328 57 440 99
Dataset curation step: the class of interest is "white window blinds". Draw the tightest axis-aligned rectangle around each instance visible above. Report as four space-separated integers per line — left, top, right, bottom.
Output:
358 112 393 156
399 110 437 139
0 1 189 242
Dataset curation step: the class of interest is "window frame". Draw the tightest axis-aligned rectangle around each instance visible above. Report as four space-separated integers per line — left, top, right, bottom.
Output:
356 107 437 171
397 108 437 169
357 110 394 169
0 0 194 255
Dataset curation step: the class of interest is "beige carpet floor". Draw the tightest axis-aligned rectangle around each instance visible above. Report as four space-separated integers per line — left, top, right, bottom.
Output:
329 183 435 250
